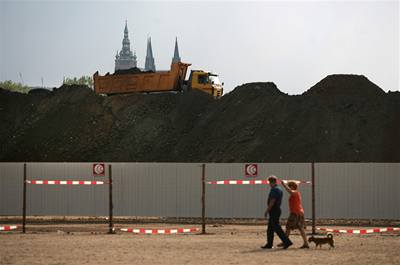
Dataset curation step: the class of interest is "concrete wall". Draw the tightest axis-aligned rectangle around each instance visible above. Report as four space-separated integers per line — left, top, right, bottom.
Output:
113 163 201 217
0 162 398 219
315 163 400 219
205 163 311 218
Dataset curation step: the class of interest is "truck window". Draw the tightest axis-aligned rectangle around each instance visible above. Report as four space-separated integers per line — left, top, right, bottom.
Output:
209 75 221 85
198 75 208 84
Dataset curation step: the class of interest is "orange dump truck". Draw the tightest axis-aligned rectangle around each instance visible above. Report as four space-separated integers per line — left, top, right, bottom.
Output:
93 62 223 97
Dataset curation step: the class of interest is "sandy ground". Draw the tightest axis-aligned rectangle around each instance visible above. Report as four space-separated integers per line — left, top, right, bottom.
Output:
1 224 399 265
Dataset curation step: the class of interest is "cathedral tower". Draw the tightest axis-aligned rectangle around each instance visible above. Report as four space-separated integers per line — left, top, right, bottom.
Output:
115 21 137 71
144 37 156 72
171 37 181 64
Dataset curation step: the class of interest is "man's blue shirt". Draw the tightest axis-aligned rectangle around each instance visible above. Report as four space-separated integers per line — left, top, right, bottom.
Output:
268 186 283 213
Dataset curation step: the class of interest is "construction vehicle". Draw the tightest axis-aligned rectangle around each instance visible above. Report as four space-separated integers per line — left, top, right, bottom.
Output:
93 62 223 97
185 69 223 97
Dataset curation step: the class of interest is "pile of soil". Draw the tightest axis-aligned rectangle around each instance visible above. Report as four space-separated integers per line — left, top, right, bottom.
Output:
304 74 386 96
113 67 154 75
0 74 399 162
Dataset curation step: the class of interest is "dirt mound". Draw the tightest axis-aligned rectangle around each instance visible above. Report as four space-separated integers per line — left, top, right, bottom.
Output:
113 67 154 75
228 82 287 97
304 74 385 96
0 75 399 162
28 88 52 95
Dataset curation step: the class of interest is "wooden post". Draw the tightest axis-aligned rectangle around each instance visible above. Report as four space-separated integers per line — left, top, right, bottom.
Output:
311 162 316 235
108 164 114 234
22 163 27 233
201 163 206 234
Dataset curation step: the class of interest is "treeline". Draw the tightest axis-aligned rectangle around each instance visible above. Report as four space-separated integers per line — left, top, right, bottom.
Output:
63 76 93 88
0 80 30 93
0 75 94 94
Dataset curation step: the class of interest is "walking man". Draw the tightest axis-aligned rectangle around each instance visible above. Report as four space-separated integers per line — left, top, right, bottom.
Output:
261 175 293 249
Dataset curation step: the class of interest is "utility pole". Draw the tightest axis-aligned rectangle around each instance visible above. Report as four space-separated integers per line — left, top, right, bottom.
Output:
19 72 24 85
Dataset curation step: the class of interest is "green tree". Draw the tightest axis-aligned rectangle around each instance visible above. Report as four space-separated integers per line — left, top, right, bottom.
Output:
63 75 93 88
0 80 30 93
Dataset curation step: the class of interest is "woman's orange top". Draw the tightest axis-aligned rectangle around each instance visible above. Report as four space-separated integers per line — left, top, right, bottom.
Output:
289 191 304 215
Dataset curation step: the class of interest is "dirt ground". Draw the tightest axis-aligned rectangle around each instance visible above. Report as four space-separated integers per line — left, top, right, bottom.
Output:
1 224 399 265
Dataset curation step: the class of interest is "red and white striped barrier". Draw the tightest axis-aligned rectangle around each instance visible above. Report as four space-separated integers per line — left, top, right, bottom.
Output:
207 179 311 185
0 225 18 231
26 180 107 185
120 227 199 234
317 227 400 234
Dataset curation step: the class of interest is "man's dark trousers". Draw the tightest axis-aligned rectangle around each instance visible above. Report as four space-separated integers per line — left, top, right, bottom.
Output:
266 209 292 247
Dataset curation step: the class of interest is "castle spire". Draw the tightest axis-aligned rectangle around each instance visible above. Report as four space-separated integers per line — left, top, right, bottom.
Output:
145 37 156 72
172 37 181 63
115 21 137 71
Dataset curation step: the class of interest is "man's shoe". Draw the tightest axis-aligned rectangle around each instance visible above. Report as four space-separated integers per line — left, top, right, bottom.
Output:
277 242 284 247
299 244 310 249
261 244 273 249
283 242 293 249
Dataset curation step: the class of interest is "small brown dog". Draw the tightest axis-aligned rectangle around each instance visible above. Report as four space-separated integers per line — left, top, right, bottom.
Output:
308 233 335 249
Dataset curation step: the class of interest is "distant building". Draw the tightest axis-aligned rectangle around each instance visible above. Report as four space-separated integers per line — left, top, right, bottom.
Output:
115 21 182 71
115 21 137 71
144 37 156 72
172 37 181 64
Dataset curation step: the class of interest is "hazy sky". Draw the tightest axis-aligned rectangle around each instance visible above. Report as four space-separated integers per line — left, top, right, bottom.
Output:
0 0 398 94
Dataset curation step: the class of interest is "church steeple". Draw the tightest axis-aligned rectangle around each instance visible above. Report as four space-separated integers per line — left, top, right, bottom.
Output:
172 37 181 63
115 21 137 71
124 20 128 35
145 37 156 72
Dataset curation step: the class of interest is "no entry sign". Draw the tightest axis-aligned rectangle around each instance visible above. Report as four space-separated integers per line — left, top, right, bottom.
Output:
93 163 105 176
245 164 258 177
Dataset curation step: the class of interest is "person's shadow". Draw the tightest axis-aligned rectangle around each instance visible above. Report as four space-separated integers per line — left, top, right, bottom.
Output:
241 247 296 254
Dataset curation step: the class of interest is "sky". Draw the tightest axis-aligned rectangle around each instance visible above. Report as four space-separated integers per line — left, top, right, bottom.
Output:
0 0 399 95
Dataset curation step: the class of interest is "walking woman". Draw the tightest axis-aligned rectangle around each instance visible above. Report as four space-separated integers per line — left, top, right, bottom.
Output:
279 180 309 249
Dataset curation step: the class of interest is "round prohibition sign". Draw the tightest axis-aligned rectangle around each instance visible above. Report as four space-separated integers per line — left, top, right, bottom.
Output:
245 164 258 176
93 163 105 176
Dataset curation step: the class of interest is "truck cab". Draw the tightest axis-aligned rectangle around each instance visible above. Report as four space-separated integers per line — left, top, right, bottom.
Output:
188 70 223 98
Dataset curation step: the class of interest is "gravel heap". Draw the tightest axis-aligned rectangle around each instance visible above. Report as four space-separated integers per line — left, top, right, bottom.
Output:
1 75 399 162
